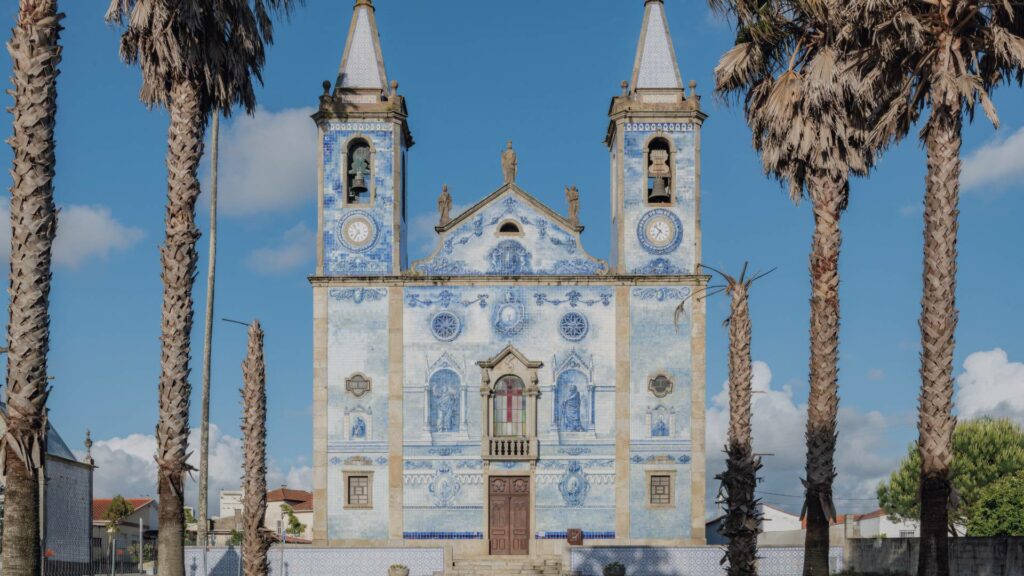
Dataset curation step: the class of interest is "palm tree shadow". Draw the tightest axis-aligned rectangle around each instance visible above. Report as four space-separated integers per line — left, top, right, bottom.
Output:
188 546 241 576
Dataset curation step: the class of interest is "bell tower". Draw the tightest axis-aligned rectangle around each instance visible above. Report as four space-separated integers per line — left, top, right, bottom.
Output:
606 0 706 276
315 0 413 276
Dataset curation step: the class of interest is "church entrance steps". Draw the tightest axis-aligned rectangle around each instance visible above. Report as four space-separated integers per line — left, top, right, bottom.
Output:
447 556 564 576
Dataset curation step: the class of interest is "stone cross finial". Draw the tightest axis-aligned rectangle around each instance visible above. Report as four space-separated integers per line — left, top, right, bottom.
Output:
85 430 94 465
438 184 452 227
390 80 399 97
688 80 697 98
501 141 517 184
621 80 629 96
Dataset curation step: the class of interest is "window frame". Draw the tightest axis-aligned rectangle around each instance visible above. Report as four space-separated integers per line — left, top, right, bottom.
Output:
492 375 527 437
645 470 676 509
343 470 374 510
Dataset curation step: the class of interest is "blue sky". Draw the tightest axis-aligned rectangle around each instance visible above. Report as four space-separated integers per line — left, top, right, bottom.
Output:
1 0 1021 517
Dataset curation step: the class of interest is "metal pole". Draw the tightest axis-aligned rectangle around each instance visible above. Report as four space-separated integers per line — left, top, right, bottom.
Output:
279 519 286 576
139 517 144 573
200 110 221 576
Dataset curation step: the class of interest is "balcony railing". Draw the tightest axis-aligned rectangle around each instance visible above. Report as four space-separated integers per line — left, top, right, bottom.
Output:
484 436 538 461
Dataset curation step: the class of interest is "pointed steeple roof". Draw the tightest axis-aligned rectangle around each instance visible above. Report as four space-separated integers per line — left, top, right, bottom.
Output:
338 0 389 91
630 0 684 90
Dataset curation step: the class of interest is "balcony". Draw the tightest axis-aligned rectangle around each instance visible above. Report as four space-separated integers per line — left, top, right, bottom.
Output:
484 436 539 461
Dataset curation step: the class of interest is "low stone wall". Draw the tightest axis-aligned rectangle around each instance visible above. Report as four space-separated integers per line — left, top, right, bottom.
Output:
568 546 844 575
847 538 1024 576
184 546 445 576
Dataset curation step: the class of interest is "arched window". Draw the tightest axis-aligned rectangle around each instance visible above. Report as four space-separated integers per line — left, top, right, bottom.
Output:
428 369 461 433
646 138 673 204
493 375 526 437
498 221 522 235
346 138 373 205
554 369 588 432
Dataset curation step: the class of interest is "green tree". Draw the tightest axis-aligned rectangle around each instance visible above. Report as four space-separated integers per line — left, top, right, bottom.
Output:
281 504 307 538
878 419 1024 528
105 496 136 532
968 472 1024 537
228 529 243 547
183 507 197 546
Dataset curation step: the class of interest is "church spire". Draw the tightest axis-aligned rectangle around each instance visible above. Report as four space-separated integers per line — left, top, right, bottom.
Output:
337 0 389 91
630 0 684 91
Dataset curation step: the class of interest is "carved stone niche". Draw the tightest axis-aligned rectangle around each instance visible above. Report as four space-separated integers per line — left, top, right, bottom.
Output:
477 345 542 461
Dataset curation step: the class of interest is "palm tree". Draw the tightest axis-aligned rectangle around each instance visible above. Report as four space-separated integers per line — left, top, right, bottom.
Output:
105 3 301 575
2 2 63 574
850 3 1024 574
198 112 220 557
241 320 269 576
708 264 768 576
709 1 876 573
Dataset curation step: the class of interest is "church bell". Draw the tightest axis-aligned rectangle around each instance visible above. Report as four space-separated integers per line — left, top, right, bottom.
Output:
649 177 671 203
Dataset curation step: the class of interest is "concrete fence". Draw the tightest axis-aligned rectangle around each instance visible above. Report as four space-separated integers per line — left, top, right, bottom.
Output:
184 546 445 576
847 537 1024 576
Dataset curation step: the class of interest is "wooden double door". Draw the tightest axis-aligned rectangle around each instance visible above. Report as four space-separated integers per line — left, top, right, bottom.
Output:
488 476 530 555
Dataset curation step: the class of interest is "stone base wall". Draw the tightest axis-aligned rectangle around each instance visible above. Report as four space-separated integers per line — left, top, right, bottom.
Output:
847 537 1024 576
184 546 445 576
568 546 844 576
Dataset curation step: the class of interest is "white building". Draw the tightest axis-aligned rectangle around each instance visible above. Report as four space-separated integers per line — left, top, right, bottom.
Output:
853 509 920 538
218 489 243 518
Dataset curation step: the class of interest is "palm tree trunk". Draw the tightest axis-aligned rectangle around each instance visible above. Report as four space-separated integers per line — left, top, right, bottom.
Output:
241 321 269 576
3 2 62 574
156 79 206 576
802 175 844 576
916 105 961 576
198 112 220 553
719 278 761 576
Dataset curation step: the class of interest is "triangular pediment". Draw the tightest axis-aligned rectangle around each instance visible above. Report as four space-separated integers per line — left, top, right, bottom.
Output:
411 184 609 277
477 344 543 371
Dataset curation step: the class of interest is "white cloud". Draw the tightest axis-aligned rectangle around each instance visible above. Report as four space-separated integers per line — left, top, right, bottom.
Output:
0 204 143 269
245 222 314 275
868 369 885 382
202 107 317 216
83 424 311 514
957 348 1024 425
706 361 898 518
961 126 1024 193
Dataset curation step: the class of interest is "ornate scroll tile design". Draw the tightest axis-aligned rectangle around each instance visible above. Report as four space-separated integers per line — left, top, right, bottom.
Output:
534 290 613 308
487 239 533 274
330 287 387 304
406 290 489 309
558 461 591 507
428 463 462 508
631 287 691 302
632 258 685 275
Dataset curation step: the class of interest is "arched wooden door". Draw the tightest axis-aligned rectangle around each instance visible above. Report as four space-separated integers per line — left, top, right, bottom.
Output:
488 476 530 555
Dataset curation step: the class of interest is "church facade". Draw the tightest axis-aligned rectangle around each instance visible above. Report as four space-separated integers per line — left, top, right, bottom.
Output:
311 0 708 557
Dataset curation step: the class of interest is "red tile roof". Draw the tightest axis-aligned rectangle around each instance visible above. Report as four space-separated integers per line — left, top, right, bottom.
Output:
291 499 313 512
92 498 154 522
855 509 887 521
266 488 312 505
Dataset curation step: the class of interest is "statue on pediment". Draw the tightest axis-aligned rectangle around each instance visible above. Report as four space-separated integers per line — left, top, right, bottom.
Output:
501 140 517 184
566 185 580 227
438 184 452 226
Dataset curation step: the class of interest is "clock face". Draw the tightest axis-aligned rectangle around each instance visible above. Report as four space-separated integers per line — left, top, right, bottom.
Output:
637 209 683 255
339 214 377 251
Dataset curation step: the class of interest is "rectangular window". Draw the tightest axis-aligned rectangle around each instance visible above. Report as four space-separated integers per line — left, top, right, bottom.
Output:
650 475 672 506
899 530 915 538
345 473 373 509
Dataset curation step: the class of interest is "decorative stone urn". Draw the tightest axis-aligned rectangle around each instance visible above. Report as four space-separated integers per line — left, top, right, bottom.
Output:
388 565 410 576
603 562 626 576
